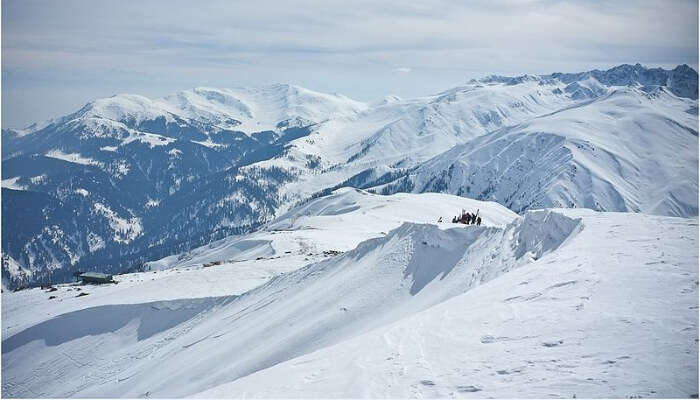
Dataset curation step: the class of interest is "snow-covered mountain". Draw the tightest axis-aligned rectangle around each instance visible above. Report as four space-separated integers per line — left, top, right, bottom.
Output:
2 191 696 397
1 85 366 288
2 64 697 289
377 86 698 216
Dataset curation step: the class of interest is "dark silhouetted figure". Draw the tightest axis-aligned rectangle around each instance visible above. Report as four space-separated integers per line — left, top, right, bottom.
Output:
476 216 482 226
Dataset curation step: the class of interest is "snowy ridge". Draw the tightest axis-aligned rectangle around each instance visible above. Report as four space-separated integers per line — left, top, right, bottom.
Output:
2 205 696 397
25 84 367 140
378 87 698 217
145 188 518 271
1 63 698 398
197 211 697 399
241 65 698 216
2 206 582 397
477 63 698 100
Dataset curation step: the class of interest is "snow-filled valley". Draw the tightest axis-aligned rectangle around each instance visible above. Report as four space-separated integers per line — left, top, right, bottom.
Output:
1 63 698 398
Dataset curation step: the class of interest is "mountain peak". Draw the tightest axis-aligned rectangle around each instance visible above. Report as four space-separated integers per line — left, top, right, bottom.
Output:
473 63 698 100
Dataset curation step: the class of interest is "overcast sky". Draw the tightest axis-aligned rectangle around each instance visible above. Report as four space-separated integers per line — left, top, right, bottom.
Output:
2 0 698 128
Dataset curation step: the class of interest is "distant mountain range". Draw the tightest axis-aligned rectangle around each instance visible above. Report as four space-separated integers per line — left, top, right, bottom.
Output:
2 63 697 289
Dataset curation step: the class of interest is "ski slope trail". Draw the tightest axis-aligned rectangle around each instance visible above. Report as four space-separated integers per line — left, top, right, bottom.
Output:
2 209 697 397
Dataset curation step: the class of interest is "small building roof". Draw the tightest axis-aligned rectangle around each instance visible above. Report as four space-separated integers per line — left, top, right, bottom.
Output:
79 272 112 279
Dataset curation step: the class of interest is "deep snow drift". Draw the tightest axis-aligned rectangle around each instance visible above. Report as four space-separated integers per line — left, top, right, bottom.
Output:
2 194 697 398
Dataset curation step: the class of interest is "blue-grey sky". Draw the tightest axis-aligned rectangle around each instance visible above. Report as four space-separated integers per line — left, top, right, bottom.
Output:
2 0 698 128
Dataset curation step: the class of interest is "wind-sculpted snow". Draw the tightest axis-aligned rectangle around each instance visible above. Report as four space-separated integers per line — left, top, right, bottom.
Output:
2 209 581 397
146 188 518 272
196 210 697 398
2 297 225 354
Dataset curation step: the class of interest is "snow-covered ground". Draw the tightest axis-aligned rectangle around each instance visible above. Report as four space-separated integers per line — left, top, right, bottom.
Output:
145 188 517 271
1 64 697 397
2 190 515 341
199 210 698 399
2 191 697 398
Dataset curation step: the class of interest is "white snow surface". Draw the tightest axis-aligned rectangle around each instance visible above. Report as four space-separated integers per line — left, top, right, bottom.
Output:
2 67 698 397
198 211 698 399
74 84 367 136
44 149 103 167
146 188 516 272
2 192 697 398
1 177 27 191
241 79 698 220
384 87 698 217
91 203 143 244
10 72 696 219
1 255 33 290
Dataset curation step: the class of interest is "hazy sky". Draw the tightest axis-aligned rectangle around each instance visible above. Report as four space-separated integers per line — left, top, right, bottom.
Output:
2 0 698 128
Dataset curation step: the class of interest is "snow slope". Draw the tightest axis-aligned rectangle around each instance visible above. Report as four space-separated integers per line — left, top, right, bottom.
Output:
238 66 699 220
198 210 698 399
253 76 582 205
145 188 517 271
2 202 696 397
378 87 698 217
21 84 367 141
2 190 516 341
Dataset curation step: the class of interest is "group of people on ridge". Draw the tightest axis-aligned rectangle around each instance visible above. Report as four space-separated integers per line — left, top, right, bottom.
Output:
451 209 481 226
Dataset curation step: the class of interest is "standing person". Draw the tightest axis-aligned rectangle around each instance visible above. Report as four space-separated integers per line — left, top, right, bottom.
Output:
476 216 482 226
